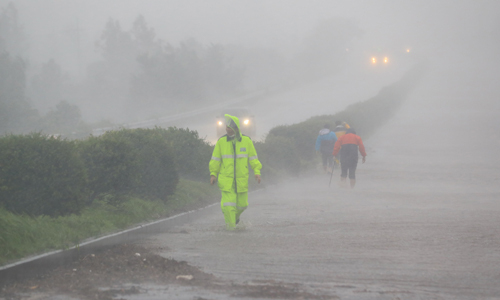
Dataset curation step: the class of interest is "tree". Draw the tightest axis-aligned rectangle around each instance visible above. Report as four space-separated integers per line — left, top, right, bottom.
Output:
30 59 70 111
87 16 167 122
96 18 134 63
41 100 85 136
130 39 246 118
86 18 137 121
131 15 160 56
88 15 245 121
0 3 39 134
0 2 26 56
0 52 38 134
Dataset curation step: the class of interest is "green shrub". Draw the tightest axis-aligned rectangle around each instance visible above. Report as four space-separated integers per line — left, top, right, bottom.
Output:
267 117 329 164
108 128 179 201
255 135 301 178
77 131 139 203
153 127 213 181
0 133 87 216
78 128 180 203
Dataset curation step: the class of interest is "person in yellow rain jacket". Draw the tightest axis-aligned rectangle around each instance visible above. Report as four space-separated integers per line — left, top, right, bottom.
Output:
209 114 262 230
332 121 350 165
333 121 350 139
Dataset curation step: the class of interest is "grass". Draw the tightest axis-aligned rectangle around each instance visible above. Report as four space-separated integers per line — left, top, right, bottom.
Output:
0 179 219 266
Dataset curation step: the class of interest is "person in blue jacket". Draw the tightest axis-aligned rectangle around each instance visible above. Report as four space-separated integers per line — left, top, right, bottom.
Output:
315 123 338 173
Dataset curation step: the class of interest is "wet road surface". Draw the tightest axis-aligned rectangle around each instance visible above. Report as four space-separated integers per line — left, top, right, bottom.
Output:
141 156 499 299
137 58 500 299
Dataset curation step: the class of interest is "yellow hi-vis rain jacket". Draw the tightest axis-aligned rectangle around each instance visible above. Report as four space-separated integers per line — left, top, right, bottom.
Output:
209 114 262 193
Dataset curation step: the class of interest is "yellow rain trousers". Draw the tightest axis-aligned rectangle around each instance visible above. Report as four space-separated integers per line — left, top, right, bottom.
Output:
221 190 248 230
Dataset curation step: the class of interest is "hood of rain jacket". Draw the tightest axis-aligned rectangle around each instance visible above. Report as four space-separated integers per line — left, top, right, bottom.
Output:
225 114 242 142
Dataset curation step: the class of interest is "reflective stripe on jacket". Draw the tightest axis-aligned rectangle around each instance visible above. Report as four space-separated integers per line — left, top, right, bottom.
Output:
209 114 262 193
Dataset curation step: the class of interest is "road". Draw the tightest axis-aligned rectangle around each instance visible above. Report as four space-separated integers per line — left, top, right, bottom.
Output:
134 55 500 299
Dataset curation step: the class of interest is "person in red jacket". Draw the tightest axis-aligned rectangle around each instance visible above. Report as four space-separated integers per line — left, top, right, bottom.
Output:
332 128 366 188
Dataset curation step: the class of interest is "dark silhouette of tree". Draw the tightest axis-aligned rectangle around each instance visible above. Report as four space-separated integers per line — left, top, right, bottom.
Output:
0 2 26 56
0 3 41 134
96 18 135 63
86 18 136 121
87 15 245 121
86 16 166 121
130 39 245 118
41 100 86 136
0 53 38 134
30 59 71 111
131 15 160 55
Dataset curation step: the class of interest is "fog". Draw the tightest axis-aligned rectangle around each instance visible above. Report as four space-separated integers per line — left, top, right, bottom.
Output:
0 0 499 139
2 2 500 297
13 1 499 57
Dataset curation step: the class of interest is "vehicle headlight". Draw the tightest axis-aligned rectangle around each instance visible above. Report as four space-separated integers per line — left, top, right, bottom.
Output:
371 57 376 64
218 121 223 126
384 57 388 63
243 119 250 125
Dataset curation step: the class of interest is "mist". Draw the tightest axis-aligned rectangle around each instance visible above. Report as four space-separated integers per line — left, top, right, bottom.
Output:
0 0 499 141
2 2 500 297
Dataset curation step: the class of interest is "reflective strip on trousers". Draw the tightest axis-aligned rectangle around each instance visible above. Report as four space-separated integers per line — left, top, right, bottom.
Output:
223 202 236 207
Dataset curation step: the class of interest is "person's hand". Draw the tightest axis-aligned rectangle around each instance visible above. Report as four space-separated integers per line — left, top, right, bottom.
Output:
210 175 217 185
255 174 261 184
362 156 366 164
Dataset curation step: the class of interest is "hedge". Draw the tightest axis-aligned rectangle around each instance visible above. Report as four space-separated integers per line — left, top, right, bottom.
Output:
152 127 213 181
76 131 139 203
0 133 87 217
101 128 179 201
